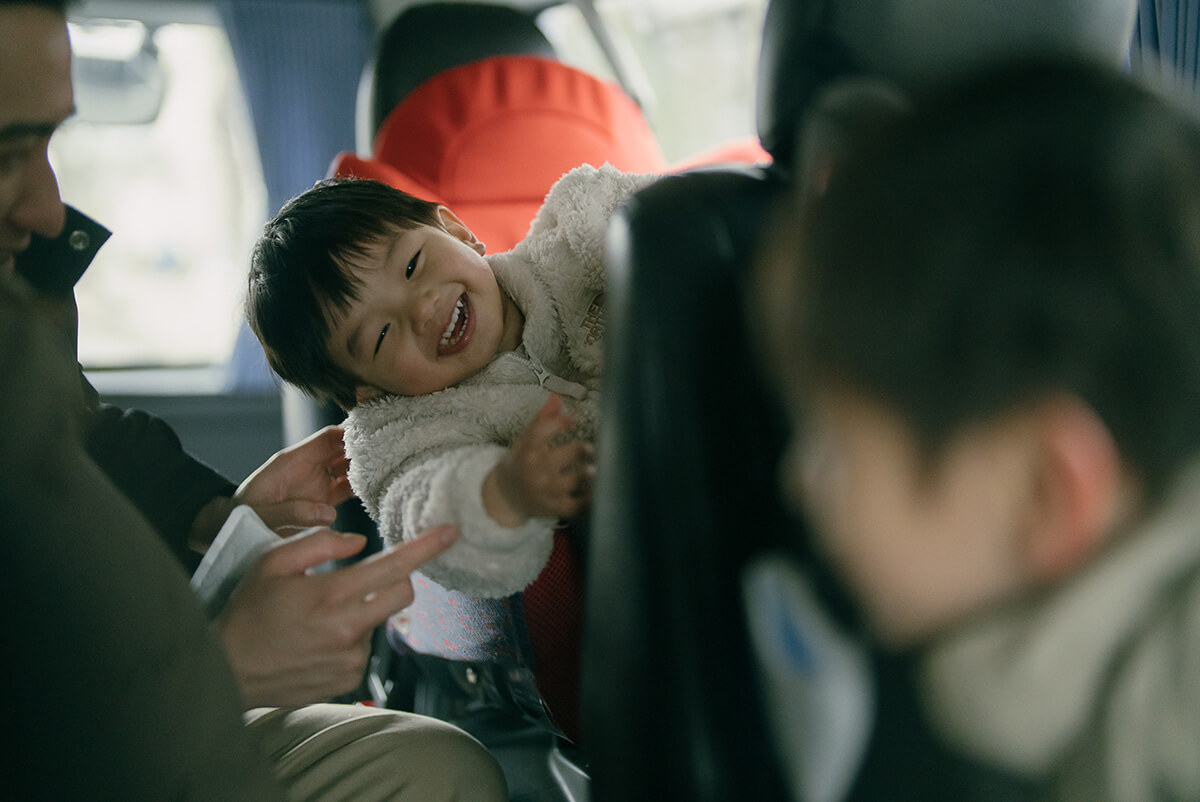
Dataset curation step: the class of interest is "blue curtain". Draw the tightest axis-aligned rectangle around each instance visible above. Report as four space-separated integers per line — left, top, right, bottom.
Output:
1131 0 1200 96
217 0 371 215
216 0 371 392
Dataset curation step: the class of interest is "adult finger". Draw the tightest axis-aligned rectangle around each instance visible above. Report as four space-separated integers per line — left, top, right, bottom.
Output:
323 475 355 504
304 425 347 458
327 454 352 479
255 500 339 532
346 525 460 596
257 527 368 576
355 578 419 627
334 526 460 628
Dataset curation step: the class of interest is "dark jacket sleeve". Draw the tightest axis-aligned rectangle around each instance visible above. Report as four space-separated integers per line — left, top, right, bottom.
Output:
82 396 237 571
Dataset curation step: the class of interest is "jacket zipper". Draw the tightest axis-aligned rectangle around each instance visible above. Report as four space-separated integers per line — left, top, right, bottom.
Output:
515 352 589 400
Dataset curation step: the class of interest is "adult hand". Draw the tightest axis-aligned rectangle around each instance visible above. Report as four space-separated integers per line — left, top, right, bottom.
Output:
215 523 459 709
189 426 354 552
235 425 354 531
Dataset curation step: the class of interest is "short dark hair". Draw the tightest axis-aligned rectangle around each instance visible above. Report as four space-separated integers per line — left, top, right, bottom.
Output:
759 59 1200 503
246 178 442 410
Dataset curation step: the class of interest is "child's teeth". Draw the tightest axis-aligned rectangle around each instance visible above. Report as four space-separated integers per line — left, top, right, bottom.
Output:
441 306 459 344
440 296 468 346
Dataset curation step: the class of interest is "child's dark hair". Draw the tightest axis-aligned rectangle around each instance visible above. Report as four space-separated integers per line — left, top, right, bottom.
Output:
246 178 442 410
759 59 1200 504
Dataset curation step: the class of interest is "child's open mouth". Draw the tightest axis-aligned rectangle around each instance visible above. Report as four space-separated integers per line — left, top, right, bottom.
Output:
439 294 471 354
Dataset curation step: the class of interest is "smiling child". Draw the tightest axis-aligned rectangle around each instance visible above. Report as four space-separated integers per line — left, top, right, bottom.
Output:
248 164 658 597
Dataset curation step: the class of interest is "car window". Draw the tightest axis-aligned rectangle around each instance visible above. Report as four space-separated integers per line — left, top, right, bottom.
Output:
51 16 266 372
541 0 768 162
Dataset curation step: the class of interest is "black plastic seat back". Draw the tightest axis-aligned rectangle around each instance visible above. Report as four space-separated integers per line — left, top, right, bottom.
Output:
582 2 841 798
584 166 797 802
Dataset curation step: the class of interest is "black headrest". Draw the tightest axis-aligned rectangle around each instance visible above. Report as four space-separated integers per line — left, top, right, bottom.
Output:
754 0 1139 171
362 2 557 142
756 0 851 170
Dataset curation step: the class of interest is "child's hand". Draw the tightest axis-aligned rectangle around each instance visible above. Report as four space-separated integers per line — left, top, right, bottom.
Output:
483 395 595 527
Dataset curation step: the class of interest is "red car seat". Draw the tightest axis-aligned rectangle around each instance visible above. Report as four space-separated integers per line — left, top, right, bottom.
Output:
332 53 668 252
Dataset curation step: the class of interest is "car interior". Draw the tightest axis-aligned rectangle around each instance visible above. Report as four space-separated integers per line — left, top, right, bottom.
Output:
50 0 1197 799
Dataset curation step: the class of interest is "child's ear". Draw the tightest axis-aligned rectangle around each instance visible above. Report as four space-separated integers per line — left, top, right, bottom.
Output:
355 385 384 405
437 206 487 255
1021 397 1124 582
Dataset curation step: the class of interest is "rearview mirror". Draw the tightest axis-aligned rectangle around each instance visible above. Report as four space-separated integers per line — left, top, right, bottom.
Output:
69 19 165 125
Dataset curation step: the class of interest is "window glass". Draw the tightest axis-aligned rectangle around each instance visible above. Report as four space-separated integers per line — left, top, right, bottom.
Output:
539 0 769 162
51 18 267 370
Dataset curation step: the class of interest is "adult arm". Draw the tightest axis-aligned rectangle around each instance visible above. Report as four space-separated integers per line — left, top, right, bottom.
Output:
82 400 354 566
82 399 237 568
0 281 283 800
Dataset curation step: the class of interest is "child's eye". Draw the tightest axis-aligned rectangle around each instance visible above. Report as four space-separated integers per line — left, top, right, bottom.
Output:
405 249 420 279
373 322 390 356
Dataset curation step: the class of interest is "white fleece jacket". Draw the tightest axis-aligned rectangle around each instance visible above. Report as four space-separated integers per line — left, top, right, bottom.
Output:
918 458 1200 801
344 164 659 598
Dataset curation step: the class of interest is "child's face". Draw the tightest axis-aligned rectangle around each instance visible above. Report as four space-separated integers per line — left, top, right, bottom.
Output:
784 390 1037 648
326 207 523 401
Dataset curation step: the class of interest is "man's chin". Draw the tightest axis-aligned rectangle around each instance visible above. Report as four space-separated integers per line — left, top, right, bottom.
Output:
0 253 15 281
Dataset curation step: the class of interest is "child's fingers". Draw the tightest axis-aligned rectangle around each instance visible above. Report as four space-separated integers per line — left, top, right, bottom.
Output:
512 440 594 518
566 463 595 502
552 463 594 516
536 393 581 429
523 440 590 481
538 393 563 419
548 446 595 505
532 480 591 519
516 395 576 450
554 442 594 475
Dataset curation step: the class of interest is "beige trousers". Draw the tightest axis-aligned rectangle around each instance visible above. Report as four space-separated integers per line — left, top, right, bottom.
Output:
245 704 508 802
